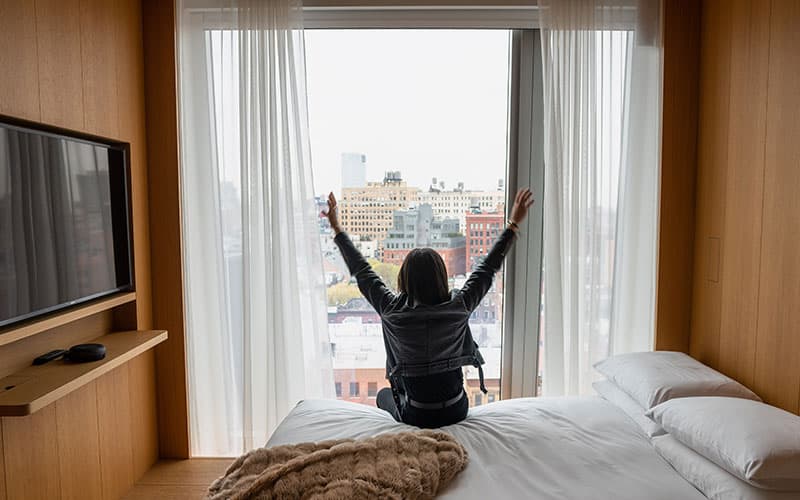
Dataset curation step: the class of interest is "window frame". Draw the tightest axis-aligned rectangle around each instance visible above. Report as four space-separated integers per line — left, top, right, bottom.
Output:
502 29 545 399
181 4 540 30
179 5 547 400
302 6 539 29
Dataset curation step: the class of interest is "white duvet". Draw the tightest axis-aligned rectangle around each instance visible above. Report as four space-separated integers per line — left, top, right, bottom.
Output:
267 396 705 500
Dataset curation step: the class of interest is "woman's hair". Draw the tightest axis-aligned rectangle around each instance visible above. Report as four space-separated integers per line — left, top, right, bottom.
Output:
397 248 450 306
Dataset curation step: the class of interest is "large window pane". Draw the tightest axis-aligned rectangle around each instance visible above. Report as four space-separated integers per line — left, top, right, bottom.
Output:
305 29 511 407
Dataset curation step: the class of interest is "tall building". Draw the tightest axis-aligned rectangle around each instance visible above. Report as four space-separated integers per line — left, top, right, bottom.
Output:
419 186 505 234
341 152 366 188
339 171 420 249
385 203 433 248
465 205 505 271
383 204 466 276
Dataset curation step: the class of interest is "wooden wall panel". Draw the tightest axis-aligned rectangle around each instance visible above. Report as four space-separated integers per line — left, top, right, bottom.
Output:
716 0 771 388
1 405 61 499
654 0 701 352
1 361 154 500
55 383 103 500
691 0 800 414
129 351 159 479
118 1 160 478
0 0 40 120
1 0 161 495
35 0 84 130
689 0 732 368
142 0 191 458
116 0 154 332
80 0 120 138
97 366 135 500
753 0 800 414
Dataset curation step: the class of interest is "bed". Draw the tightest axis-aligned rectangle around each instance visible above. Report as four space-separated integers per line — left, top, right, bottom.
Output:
266 396 706 499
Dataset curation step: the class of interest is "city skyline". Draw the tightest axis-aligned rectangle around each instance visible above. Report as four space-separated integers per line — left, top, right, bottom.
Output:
315 153 506 199
321 185 507 408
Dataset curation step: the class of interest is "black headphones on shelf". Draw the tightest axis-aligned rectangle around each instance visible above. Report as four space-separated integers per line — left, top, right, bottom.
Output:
32 343 107 365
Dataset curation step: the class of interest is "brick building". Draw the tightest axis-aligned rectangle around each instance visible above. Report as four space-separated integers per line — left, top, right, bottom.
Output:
334 367 390 407
465 206 505 271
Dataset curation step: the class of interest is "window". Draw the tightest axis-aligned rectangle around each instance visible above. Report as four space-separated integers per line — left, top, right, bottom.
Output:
179 7 640 455
308 29 511 408
488 393 496 403
475 393 483 406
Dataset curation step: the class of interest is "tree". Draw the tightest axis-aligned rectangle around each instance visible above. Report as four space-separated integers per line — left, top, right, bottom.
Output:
368 259 400 291
327 282 362 306
327 259 400 306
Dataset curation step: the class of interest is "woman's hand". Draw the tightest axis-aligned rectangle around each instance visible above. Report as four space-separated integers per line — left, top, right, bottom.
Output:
320 192 342 234
509 188 534 228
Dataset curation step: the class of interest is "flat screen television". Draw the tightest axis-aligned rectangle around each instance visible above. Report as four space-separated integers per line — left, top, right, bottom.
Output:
0 120 133 329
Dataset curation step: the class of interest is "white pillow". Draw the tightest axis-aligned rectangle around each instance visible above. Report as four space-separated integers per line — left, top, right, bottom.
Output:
653 434 799 500
593 380 665 438
648 397 800 491
594 351 761 409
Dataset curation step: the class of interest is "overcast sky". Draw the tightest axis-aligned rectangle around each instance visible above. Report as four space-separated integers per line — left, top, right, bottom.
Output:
304 30 511 198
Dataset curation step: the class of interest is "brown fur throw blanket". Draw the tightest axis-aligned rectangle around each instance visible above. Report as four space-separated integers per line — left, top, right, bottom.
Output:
207 430 468 500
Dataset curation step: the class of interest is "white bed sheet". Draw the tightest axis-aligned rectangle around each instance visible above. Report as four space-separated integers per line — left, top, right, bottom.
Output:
267 396 705 500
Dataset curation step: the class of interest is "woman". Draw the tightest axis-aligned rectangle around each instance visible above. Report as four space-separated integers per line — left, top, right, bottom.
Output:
322 188 534 428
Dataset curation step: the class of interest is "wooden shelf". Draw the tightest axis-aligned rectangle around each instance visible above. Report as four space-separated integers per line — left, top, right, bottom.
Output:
0 291 137 347
0 330 167 416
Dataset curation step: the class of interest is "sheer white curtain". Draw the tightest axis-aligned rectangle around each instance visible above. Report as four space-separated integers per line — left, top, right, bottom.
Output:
177 0 334 456
539 0 662 396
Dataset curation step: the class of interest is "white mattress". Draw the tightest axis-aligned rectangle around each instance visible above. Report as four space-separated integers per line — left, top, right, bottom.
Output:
267 396 706 499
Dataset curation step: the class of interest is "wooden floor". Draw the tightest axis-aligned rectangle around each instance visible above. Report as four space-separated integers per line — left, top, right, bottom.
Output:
123 458 234 499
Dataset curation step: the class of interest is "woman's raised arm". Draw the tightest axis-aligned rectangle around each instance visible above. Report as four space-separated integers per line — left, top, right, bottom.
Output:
459 188 534 311
322 192 395 314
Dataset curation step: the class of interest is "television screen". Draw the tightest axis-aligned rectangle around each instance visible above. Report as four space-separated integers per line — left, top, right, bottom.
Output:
0 122 132 328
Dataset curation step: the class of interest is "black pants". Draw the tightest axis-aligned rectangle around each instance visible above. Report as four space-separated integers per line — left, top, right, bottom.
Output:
376 387 469 429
